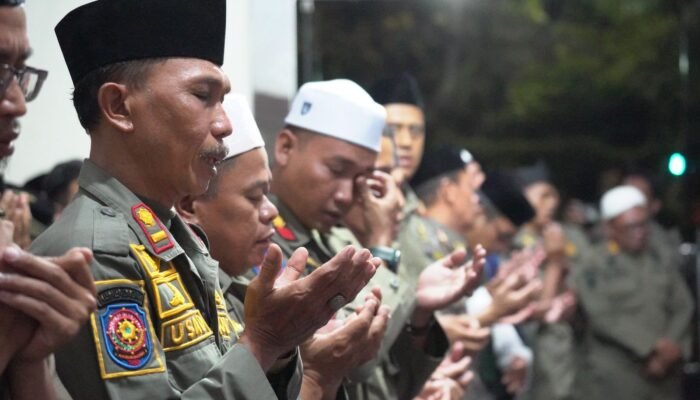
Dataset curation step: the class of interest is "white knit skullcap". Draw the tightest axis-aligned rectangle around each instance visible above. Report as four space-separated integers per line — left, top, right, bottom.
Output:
222 94 265 160
600 185 647 221
284 79 386 152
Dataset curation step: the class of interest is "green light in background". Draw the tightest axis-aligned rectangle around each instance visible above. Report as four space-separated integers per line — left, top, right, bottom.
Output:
668 152 687 176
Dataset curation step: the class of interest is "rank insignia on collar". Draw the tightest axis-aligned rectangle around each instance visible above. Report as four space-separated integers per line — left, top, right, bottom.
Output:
436 229 449 245
521 234 536 248
137 207 155 226
273 215 297 241
132 203 174 254
417 220 427 241
100 303 153 370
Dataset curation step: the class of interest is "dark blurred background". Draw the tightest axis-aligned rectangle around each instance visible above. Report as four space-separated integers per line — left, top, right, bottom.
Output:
297 0 700 241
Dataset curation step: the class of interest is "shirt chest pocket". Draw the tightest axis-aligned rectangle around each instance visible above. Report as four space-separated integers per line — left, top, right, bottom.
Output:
645 270 671 307
601 278 644 311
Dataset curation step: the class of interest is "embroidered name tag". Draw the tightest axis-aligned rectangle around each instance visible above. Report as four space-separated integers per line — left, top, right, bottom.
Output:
97 286 145 308
160 309 213 352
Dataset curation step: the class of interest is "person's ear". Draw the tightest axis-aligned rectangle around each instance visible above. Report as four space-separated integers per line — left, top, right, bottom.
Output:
97 83 135 133
441 178 459 206
603 220 615 240
650 199 661 216
274 129 298 167
176 195 200 226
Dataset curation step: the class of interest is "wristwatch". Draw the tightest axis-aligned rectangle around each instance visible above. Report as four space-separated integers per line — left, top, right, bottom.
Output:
369 246 401 272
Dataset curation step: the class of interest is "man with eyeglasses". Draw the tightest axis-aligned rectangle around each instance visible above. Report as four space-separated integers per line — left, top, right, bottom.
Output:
0 0 47 250
1 1 96 399
570 185 693 400
0 0 47 157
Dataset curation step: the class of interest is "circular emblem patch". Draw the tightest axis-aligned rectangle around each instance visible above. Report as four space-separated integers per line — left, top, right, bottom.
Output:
100 303 153 370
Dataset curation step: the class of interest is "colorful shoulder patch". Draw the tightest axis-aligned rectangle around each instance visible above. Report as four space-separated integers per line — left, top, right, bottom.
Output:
101 303 153 370
273 215 297 241
91 279 165 379
131 203 174 254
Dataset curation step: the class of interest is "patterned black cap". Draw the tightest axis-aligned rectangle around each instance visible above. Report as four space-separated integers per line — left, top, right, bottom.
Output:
410 145 472 189
481 170 535 227
369 73 424 108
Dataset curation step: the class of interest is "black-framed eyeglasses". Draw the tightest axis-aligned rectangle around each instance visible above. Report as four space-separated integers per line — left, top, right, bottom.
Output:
0 64 48 102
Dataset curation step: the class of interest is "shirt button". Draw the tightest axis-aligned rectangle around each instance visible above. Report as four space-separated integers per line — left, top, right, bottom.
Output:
390 278 400 290
100 208 116 217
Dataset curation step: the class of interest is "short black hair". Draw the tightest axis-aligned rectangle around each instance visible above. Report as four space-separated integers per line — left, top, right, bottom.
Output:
415 170 461 207
71 58 164 132
369 73 424 108
44 159 82 207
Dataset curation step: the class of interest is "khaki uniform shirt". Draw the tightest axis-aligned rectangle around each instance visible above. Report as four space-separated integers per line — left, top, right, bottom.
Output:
514 226 578 400
570 241 693 400
397 214 465 288
269 195 447 400
30 160 286 399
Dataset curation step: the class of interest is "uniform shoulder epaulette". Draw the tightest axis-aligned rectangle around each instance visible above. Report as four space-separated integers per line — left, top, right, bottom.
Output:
273 215 297 241
607 241 620 256
131 203 174 254
93 205 131 256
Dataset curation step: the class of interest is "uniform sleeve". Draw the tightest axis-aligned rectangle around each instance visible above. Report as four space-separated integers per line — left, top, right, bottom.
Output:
571 263 657 360
273 351 304 400
346 327 448 400
663 269 694 359
53 252 280 400
392 326 448 399
397 218 434 287
181 344 290 399
224 281 303 400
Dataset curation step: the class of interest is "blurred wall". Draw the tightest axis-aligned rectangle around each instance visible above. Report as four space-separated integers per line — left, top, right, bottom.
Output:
7 0 296 185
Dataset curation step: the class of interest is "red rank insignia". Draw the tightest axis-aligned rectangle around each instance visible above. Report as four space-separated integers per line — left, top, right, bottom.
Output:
131 203 174 254
273 216 297 241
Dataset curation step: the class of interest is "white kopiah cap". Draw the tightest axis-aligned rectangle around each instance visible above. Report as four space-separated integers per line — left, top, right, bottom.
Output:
223 94 265 160
284 79 386 152
600 185 647 221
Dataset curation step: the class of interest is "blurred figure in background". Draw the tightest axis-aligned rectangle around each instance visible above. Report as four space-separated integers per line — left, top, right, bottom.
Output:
623 171 682 259
513 161 578 400
466 170 539 399
370 74 428 237
571 185 693 400
43 159 82 222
